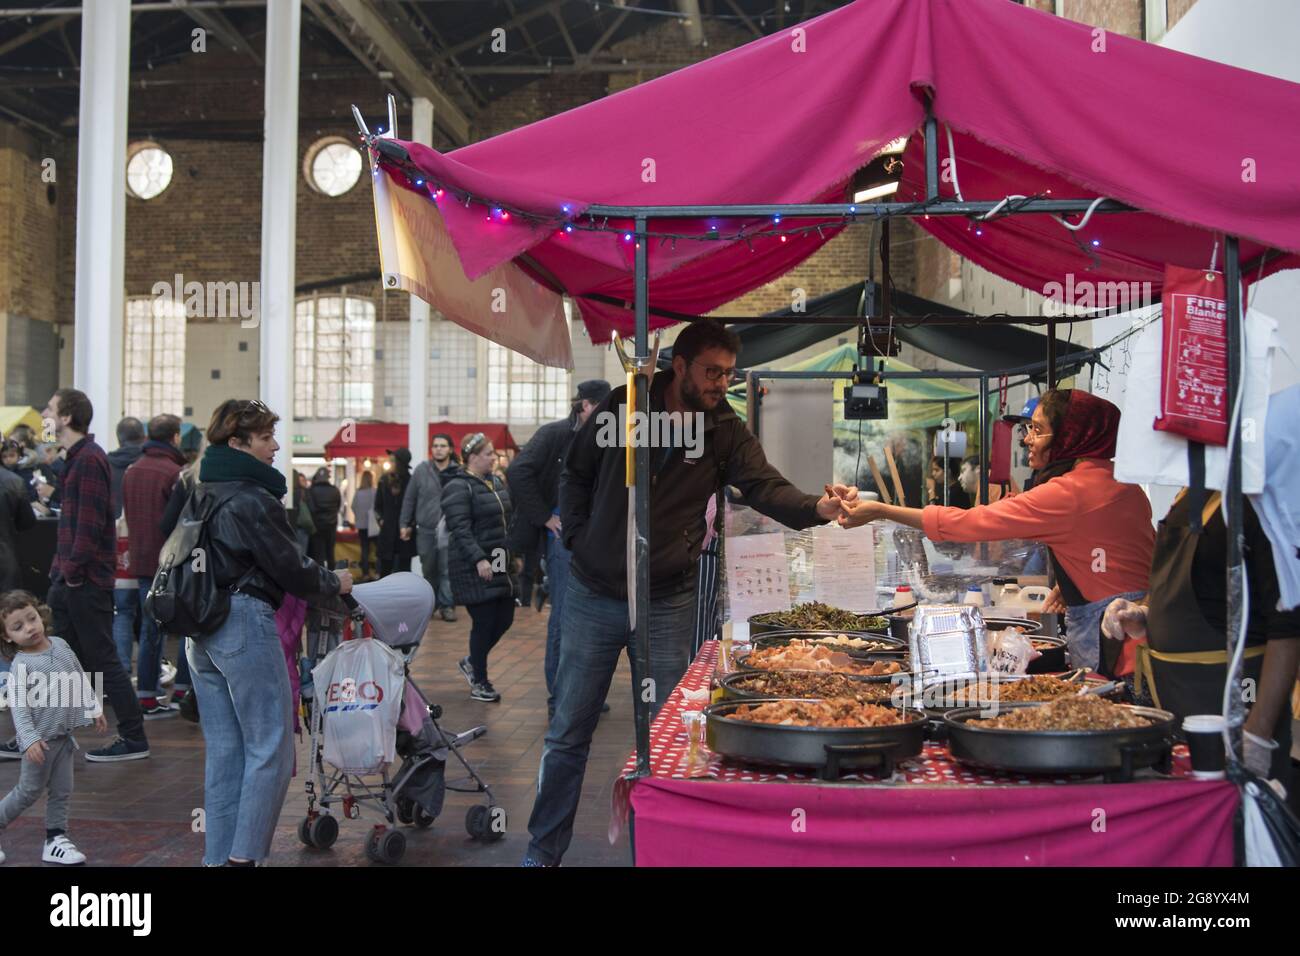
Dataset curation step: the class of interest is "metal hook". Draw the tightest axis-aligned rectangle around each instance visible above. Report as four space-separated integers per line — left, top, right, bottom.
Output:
386 94 399 140
351 104 371 140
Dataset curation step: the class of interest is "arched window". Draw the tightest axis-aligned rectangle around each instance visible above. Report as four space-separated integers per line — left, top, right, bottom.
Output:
125 141 174 200
303 136 364 197
124 297 186 419
295 295 375 419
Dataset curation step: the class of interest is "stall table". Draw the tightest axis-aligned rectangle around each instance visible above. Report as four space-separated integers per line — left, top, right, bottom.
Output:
614 641 1237 866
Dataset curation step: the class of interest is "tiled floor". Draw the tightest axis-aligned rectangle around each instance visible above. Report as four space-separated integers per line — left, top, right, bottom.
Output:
0 601 634 867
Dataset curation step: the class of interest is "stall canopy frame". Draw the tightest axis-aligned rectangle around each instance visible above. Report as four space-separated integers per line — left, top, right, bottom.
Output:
354 0 1300 784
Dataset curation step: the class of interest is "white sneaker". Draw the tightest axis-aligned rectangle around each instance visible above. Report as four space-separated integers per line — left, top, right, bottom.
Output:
160 660 177 686
42 835 85 865
0 841 6 864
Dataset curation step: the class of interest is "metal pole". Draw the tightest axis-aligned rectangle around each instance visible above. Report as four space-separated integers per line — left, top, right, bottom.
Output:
1046 319 1058 389
1224 236 1245 763
925 105 939 202
978 375 990 505
633 216 652 777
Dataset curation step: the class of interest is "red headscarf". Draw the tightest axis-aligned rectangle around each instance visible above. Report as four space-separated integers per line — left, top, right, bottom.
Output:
1034 390 1121 486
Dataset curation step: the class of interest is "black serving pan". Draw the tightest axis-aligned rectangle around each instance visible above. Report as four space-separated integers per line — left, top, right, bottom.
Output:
705 698 926 780
732 647 910 680
944 702 1177 782
751 629 908 660
980 621 1065 673
747 610 893 637
718 669 906 704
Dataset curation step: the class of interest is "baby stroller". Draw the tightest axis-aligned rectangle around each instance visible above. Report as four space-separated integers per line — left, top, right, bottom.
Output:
298 572 505 864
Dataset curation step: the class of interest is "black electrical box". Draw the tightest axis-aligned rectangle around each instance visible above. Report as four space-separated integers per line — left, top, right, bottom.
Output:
843 381 889 420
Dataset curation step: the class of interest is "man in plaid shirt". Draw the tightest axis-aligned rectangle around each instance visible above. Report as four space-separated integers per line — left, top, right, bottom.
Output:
41 388 149 762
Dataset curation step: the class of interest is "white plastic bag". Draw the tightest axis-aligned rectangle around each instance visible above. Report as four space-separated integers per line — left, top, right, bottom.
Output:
986 629 1037 675
312 638 406 773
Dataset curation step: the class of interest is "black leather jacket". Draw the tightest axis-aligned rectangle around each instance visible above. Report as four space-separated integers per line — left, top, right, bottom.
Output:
197 479 339 609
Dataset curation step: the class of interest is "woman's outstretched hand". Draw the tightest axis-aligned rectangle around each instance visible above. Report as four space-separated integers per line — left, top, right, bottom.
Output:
836 498 882 529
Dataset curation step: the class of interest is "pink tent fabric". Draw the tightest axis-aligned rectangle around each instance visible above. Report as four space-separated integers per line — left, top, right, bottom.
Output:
374 0 1300 359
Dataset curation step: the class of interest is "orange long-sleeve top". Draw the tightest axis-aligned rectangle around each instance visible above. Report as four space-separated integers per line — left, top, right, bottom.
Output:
921 460 1154 603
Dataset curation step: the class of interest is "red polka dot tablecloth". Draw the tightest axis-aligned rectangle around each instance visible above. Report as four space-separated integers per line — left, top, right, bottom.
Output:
619 641 1194 787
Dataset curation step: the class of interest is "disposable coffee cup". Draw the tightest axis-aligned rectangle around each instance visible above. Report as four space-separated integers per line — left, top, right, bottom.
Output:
1182 715 1227 779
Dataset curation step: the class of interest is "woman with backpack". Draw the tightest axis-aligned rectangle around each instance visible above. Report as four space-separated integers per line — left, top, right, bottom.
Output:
181 399 351 866
443 433 518 703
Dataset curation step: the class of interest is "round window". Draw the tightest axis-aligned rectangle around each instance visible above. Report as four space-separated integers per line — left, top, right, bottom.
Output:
305 138 363 197
125 142 174 200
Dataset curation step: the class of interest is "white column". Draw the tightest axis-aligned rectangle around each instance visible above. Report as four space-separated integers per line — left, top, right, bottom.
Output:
259 0 301 492
407 97 434 463
73 0 130 446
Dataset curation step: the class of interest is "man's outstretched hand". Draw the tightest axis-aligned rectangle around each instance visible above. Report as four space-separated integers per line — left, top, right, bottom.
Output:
816 483 860 521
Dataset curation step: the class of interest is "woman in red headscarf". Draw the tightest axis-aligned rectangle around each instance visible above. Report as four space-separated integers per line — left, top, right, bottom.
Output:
839 389 1154 675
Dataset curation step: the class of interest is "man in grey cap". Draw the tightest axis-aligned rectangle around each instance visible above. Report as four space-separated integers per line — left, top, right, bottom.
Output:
508 379 611 718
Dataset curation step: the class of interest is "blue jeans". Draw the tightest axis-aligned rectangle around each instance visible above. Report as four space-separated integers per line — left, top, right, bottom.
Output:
187 593 295 865
116 579 189 697
525 574 696 866
112 585 139 675
543 531 572 714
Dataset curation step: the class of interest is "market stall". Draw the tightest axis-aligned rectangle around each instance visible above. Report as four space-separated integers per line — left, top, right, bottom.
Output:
614 642 1236 867
356 0 1300 865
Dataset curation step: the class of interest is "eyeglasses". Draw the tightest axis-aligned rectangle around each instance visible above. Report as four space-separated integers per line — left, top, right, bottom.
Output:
1015 422 1053 441
691 360 738 383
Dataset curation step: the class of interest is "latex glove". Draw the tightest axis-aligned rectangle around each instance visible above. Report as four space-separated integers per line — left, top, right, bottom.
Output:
1101 598 1147 641
1243 730 1278 778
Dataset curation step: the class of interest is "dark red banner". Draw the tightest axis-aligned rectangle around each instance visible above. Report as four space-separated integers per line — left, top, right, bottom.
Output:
1154 265 1230 446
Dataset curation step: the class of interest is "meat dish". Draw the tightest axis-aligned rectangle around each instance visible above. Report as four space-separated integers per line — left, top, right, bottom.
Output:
948 675 1079 703
728 699 908 728
973 696 1154 731
728 671 896 702
741 641 902 676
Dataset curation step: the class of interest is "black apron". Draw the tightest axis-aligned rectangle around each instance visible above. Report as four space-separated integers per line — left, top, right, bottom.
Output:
1141 492 1290 780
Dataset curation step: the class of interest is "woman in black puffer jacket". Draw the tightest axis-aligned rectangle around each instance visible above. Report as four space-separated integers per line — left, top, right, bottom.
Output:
442 432 517 702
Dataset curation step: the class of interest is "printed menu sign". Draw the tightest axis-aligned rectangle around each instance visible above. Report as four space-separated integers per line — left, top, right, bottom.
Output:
725 532 791 621
812 524 877 611
1154 265 1230 446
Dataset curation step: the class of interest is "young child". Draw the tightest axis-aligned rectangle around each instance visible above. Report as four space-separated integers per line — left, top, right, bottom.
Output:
0 590 105 864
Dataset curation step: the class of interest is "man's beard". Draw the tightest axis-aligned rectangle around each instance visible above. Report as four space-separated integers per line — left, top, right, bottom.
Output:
681 376 724 412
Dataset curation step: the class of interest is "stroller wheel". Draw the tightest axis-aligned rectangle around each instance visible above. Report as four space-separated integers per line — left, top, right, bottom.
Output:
394 797 415 825
366 827 406 864
309 814 339 850
298 817 313 848
413 805 436 830
466 804 506 842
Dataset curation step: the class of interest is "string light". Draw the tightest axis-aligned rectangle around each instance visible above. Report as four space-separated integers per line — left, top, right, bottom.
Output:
369 143 947 245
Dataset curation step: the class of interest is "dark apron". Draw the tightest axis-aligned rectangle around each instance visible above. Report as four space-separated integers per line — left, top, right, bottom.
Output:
1141 493 1290 781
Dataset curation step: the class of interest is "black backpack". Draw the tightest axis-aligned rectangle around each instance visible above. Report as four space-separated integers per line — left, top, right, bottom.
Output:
145 487 250 637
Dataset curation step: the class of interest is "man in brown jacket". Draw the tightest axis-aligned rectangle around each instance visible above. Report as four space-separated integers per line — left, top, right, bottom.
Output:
122 414 187 717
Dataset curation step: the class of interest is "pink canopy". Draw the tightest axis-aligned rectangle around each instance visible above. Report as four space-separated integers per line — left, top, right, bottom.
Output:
371 0 1300 366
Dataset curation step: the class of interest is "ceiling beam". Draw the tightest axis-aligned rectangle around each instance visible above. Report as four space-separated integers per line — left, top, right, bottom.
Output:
177 2 262 66
398 0 487 108
0 14 74 58
444 0 567 59
721 0 763 38
550 6 580 61
324 0 471 143
588 2 634 58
